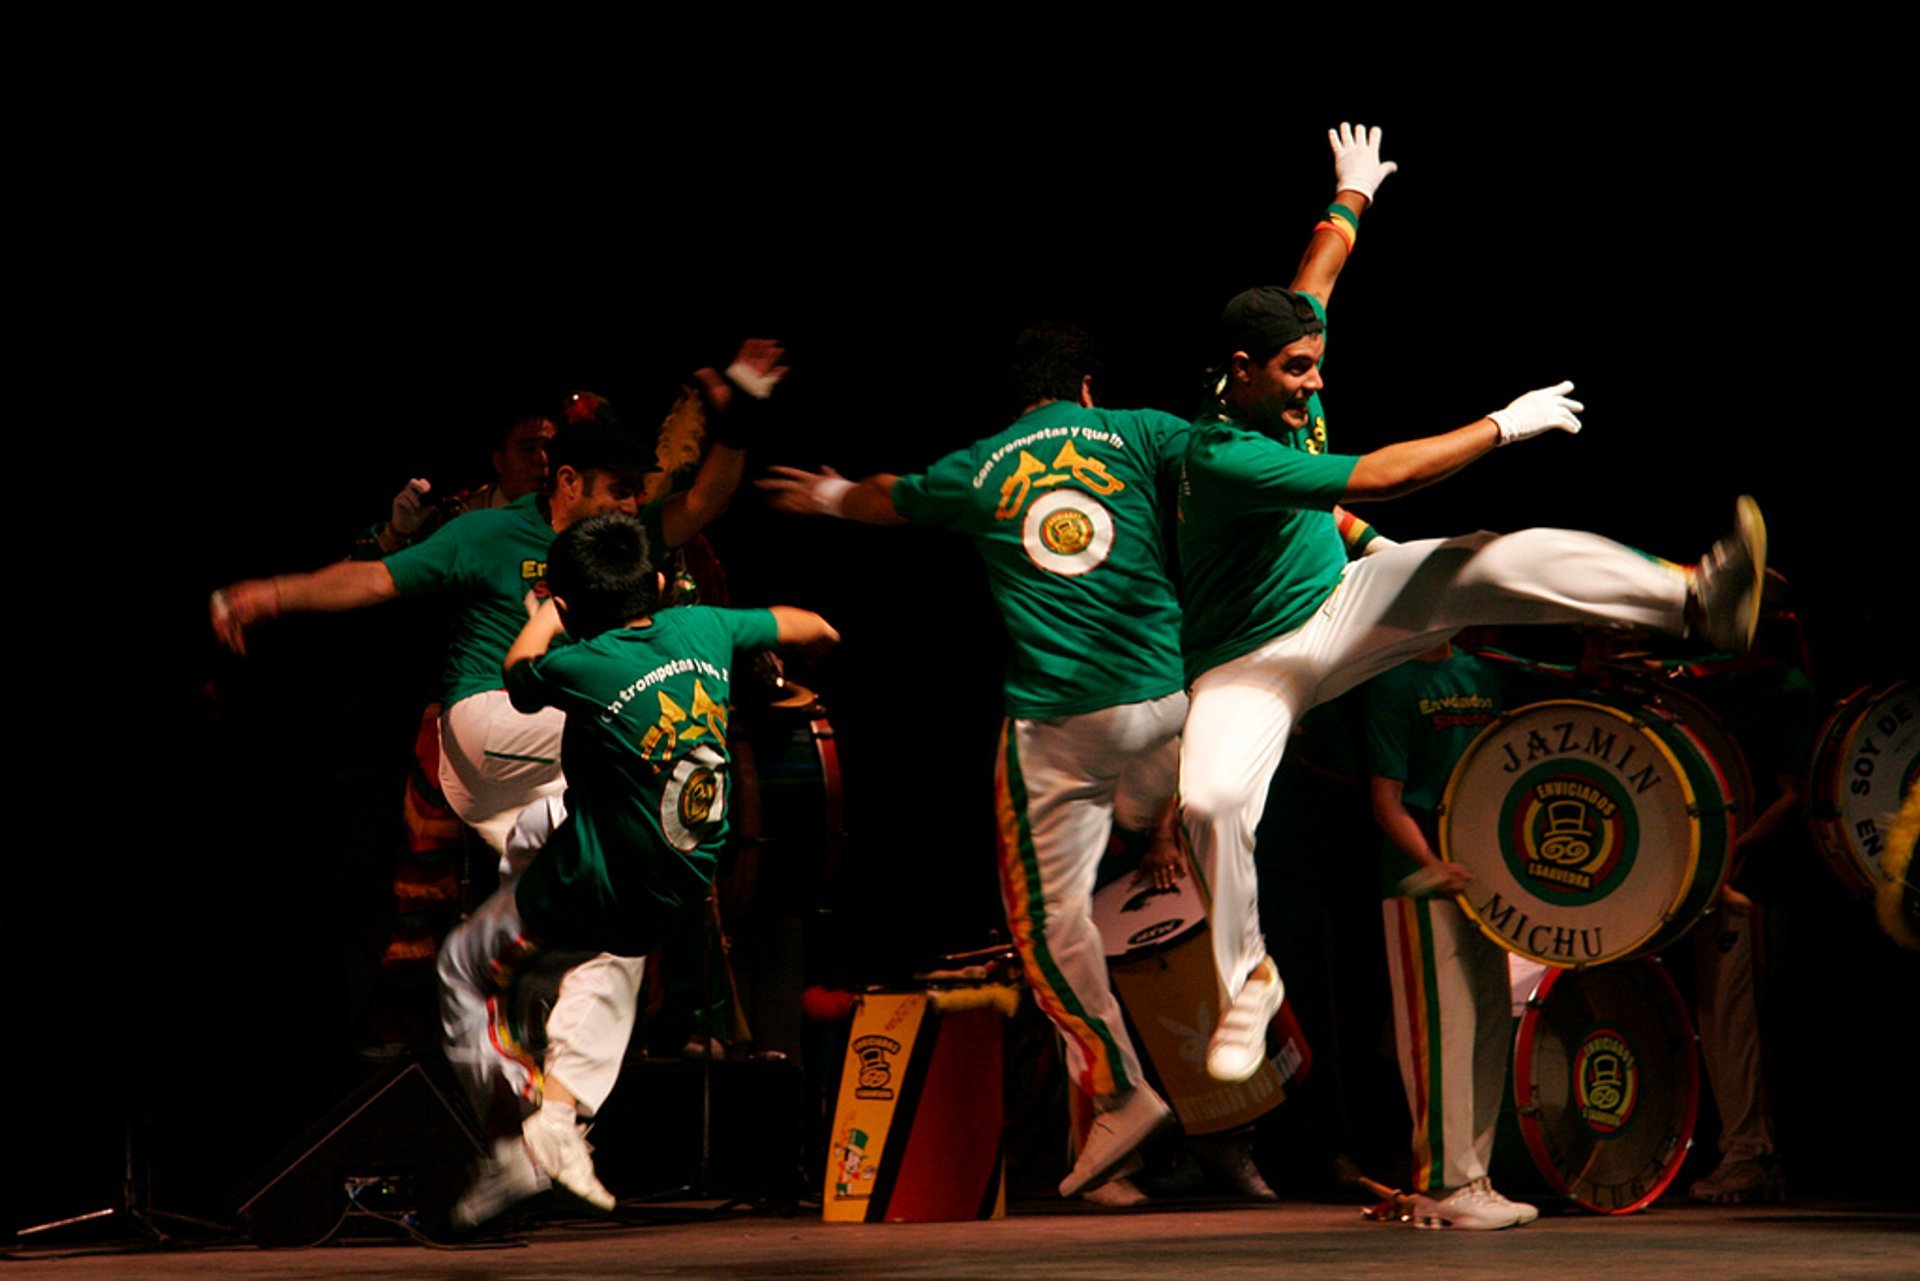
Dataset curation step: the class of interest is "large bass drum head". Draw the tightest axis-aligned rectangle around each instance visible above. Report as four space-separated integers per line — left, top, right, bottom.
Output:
1441 700 1732 966
1512 960 1699 1214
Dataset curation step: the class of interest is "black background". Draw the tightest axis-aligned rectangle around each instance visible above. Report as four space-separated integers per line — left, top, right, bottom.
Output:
19 42 1911 1232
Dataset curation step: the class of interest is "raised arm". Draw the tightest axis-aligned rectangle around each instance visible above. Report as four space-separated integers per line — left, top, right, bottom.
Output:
660 339 790 548
1341 382 1583 504
756 467 909 526
210 560 399 655
1292 123 1396 306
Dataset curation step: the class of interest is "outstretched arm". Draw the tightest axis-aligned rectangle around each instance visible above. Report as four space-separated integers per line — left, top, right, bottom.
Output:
756 467 909 526
1292 122 1396 306
769 605 841 655
210 561 399 655
1341 382 1583 504
660 339 790 548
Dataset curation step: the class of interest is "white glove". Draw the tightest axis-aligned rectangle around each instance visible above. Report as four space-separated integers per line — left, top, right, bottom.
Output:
1489 381 1583 445
390 477 432 535
756 465 854 517
1329 122 1397 201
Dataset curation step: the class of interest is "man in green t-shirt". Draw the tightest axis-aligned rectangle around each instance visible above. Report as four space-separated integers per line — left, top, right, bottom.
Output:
1364 641 1537 1230
441 511 837 1227
1177 127 1768 1085
211 342 784 853
756 324 1187 1198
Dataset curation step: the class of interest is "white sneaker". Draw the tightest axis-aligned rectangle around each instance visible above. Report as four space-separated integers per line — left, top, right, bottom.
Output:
1474 1177 1538 1225
1207 958 1283 1083
523 1106 616 1212
1058 1087 1172 1198
1694 496 1767 653
1080 1175 1149 1208
1407 1179 1524 1230
451 1135 550 1230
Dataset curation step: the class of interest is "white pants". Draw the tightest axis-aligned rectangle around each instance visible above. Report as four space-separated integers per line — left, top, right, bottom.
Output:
1383 897 1511 1192
437 689 567 863
1181 529 1689 998
437 796 647 1135
995 691 1186 1102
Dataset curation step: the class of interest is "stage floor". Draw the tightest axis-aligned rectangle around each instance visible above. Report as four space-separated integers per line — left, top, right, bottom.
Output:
10 1198 1917 1279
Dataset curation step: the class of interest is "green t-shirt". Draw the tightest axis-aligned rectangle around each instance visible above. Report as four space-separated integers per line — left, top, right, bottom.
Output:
890 401 1189 718
1179 292 1362 682
1363 649 1504 896
504 605 781 955
1178 417 1357 682
383 493 665 707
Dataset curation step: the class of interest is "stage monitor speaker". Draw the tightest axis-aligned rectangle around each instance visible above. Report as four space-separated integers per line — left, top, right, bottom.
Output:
237 1060 484 1247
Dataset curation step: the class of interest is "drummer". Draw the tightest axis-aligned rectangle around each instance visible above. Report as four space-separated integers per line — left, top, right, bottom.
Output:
1363 634 1539 1230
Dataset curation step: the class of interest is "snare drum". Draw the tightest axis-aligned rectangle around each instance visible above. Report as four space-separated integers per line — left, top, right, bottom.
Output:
1808 681 1917 896
1506 959 1699 1214
1440 699 1734 967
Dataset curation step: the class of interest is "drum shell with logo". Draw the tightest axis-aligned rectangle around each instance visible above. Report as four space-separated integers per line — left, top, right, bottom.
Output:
1440 699 1734 967
1091 872 1298 1135
1808 681 1917 896
1502 959 1699 1214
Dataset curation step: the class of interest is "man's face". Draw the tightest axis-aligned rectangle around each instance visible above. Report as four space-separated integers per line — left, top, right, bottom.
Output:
1231 334 1325 432
577 468 642 519
551 465 642 530
494 418 557 501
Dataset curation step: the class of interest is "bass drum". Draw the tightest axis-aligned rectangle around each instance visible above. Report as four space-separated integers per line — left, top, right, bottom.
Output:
1808 681 1918 897
1440 699 1734 967
1504 959 1700 1214
1636 683 1756 836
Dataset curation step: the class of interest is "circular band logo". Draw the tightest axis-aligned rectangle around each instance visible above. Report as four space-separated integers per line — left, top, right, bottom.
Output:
1575 1026 1639 1136
1023 490 1115 576
1499 759 1638 906
661 748 727 852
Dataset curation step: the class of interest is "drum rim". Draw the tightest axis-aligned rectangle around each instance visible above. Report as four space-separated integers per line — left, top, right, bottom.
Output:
1511 958 1701 1214
1441 699 1715 967
1625 683 1758 830
1811 680 1913 893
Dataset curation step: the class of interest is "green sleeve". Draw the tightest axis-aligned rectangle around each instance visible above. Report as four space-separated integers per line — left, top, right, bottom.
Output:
1146 410 1194 485
383 515 470 596
1190 432 1358 512
506 650 557 715
890 445 982 531
727 607 782 654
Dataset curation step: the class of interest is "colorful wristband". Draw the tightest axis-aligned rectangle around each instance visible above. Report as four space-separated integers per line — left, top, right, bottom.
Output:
1315 215 1356 253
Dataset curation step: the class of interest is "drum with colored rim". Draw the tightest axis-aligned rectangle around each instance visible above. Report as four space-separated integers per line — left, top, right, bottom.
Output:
1637 683 1756 835
1807 681 1917 897
1509 959 1699 1214
1440 699 1734 967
